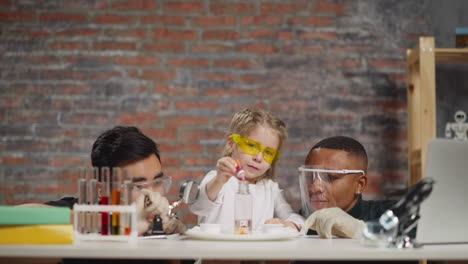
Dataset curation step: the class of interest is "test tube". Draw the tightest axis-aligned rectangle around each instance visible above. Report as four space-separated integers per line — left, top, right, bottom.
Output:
121 178 132 235
78 168 87 234
111 167 121 235
82 168 91 234
87 167 99 234
100 167 110 236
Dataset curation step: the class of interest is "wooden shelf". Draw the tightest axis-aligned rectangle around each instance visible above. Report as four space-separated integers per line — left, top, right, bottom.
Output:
407 48 468 66
435 48 468 62
406 37 468 185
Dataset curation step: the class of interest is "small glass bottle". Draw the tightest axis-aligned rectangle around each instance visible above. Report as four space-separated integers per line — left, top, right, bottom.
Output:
234 180 252 234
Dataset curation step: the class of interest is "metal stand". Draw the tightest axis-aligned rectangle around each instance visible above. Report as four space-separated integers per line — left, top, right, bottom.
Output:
379 178 435 248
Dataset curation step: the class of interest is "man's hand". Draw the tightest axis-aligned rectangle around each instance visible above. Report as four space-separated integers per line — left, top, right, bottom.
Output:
300 207 365 239
162 215 187 234
135 189 170 235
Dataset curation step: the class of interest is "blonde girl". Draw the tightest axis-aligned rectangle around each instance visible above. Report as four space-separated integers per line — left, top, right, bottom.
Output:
189 108 304 232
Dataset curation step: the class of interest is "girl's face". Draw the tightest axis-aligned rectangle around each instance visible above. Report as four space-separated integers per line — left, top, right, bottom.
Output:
231 125 280 183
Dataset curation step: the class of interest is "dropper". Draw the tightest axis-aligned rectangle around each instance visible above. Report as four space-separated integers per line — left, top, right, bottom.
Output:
235 159 246 181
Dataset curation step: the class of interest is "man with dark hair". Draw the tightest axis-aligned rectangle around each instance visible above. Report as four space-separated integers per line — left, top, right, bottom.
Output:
45 126 185 235
300 136 396 239
91 126 161 168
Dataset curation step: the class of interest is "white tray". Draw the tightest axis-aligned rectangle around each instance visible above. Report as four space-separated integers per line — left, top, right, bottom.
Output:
185 226 298 241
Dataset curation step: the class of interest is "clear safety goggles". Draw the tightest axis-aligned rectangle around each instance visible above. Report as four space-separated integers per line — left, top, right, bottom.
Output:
298 166 364 217
130 174 172 194
232 134 281 164
299 167 365 183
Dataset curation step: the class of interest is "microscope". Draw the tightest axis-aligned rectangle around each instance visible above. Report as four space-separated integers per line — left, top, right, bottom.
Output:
378 177 435 248
146 180 200 236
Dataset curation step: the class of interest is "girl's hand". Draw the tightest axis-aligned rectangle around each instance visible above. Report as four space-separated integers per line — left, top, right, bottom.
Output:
215 157 237 184
206 157 237 201
265 218 299 231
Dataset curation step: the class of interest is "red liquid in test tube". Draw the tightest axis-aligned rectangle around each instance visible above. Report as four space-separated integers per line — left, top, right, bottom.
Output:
100 168 110 236
100 196 109 235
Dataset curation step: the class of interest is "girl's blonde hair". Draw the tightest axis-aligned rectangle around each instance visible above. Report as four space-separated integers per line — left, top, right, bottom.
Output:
223 108 288 181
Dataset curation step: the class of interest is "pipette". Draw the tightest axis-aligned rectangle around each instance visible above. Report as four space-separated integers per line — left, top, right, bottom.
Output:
235 160 246 181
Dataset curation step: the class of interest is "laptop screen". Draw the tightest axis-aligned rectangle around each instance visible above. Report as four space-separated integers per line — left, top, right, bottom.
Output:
416 139 468 244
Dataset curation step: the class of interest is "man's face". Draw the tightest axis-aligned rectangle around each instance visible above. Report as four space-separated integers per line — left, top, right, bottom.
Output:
120 154 168 202
305 148 367 212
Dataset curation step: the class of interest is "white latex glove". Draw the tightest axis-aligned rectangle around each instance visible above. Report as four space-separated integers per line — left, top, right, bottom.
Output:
162 216 187 234
300 207 366 239
135 189 170 235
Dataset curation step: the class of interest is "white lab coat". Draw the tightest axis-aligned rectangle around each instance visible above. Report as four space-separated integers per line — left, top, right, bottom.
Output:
189 170 305 233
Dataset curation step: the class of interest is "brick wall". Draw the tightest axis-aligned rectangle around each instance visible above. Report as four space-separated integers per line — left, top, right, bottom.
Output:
0 0 455 223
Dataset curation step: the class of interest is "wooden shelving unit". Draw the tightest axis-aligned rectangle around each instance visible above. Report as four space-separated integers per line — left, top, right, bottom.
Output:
406 37 468 185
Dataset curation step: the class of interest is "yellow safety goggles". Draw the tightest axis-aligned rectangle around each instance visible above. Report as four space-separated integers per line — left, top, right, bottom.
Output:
231 134 281 164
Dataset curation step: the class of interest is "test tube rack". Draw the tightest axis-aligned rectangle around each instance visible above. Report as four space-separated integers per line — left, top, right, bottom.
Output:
73 204 137 243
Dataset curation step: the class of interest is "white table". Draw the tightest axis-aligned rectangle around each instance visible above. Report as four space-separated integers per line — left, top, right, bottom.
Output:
1 236 468 261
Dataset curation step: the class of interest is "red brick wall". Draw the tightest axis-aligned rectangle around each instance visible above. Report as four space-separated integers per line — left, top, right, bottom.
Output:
0 0 435 222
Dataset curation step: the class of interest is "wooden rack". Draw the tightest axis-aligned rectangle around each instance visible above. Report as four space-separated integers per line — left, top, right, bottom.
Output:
406 36 468 185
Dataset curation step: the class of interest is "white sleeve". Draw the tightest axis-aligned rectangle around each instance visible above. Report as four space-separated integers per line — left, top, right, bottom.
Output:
189 170 222 216
273 186 305 229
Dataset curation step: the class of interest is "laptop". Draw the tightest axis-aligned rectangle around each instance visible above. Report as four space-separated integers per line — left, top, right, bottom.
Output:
416 138 468 244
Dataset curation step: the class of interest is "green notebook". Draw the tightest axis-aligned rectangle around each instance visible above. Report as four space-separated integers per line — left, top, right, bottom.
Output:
0 206 71 225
